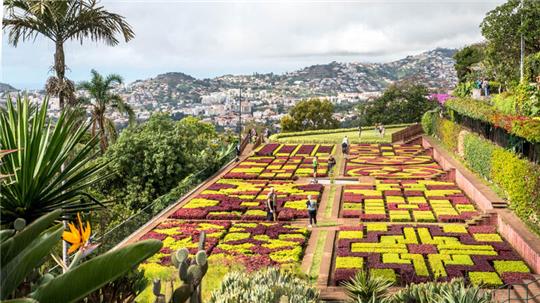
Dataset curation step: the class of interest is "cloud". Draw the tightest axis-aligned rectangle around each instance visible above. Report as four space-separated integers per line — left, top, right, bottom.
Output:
1 0 505 89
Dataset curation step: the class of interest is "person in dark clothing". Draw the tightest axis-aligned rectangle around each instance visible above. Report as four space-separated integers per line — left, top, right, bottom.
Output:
328 155 336 174
266 187 277 221
306 195 317 227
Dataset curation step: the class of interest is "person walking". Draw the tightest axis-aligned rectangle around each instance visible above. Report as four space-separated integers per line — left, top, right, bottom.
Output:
358 125 362 140
251 128 257 143
380 124 385 138
481 79 490 97
328 154 336 174
342 136 349 155
266 187 277 221
312 156 318 182
306 195 317 227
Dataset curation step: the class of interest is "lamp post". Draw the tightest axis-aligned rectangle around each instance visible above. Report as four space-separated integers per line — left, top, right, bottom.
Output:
520 0 525 82
238 88 242 144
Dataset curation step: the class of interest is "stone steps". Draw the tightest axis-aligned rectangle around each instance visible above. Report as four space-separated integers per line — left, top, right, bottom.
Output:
495 274 540 303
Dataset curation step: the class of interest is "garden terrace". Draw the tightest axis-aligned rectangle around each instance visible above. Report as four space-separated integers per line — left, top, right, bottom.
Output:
340 180 479 222
331 223 534 287
225 155 330 179
139 220 310 272
171 179 323 221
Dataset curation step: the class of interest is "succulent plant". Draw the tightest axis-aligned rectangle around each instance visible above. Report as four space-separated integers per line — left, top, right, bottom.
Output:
153 232 208 303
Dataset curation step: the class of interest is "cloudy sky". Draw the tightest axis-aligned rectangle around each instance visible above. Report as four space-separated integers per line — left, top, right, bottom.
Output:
1 0 504 89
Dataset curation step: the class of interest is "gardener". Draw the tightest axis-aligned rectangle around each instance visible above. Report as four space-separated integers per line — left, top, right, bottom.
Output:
266 187 277 221
312 155 318 182
306 195 317 227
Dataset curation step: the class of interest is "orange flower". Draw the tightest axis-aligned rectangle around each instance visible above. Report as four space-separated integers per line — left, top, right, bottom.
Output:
62 213 91 254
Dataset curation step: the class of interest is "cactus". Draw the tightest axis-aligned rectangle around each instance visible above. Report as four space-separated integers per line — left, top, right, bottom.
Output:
154 232 208 303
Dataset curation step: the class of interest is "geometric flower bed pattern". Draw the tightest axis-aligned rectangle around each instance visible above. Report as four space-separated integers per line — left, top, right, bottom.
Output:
140 220 309 271
345 144 445 179
225 155 330 179
172 179 323 221
341 180 479 222
255 143 335 157
332 223 533 287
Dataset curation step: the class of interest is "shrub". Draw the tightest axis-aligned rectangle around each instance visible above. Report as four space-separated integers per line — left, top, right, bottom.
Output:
343 270 394 303
462 134 495 179
434 118 462 151
421 111 436 135
491 148 540 220
208 267 319 303
388 279 492 303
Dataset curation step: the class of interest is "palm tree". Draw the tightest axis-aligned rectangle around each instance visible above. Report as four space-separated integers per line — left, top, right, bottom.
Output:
2 0 134 109
78 69 135 152
0 96 110 226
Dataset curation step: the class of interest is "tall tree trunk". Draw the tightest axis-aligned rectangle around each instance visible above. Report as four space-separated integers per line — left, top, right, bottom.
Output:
55 41 66 110
97 115 108 153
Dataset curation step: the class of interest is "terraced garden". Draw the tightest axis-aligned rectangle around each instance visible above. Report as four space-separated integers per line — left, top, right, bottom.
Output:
126 141 535 301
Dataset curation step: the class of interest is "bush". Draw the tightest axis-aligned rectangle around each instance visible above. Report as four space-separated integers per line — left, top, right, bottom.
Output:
208 267 319 303
421 111 436 135
462 134 495 179
389 279 492 303
434 117 462 151
492 93 517 115
491 148 540 221
343 270 394 303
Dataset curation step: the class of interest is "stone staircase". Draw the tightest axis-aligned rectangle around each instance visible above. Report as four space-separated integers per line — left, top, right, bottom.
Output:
466 211 497 226
494 274 540 303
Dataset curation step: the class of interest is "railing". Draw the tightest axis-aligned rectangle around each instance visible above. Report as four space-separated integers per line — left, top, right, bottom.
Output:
499 276 540 303
391 123 424 143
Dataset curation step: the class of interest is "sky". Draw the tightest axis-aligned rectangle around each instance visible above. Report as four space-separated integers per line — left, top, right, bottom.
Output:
1 0 505 90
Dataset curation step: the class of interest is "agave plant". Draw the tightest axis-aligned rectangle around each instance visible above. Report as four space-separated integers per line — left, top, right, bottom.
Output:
209 267 319 303
343 270 394 303
0 209 162 302
0 96 109 225
387 279 492 303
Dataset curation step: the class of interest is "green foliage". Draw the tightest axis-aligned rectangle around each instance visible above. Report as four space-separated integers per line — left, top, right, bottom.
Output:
208 267 319 303
463 134 495 179
491 147 540 222
421 111 436 135
81 268 148 303
524 52 540 83
343 270 393 303
453 44 485 83
452 82 473 98
491 93 517 115
512 82 540 117
433 117 461 152
480 0 540 84
280 98 339 132
0 210 162 302
0 96 109 225
97 113 228 210
493 261 530 274
357 82 436 126
388 279 492 303
444 97 540 143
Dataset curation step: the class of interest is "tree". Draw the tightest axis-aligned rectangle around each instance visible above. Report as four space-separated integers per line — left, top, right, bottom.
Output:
78 69 135 152
480 0 540 85
453 44 485 83
97 114 229 210
0 96 109 226
357 82 435 126
3 0 134 109
280 98 339 132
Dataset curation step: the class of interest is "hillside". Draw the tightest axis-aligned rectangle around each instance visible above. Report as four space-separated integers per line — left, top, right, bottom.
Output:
124 48 457 103
0 82 18 93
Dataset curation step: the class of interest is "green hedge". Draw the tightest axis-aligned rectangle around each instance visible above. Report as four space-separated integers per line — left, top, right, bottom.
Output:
270 123 412 140
463 134 495 179
444 97 540 143
431 116 540 233
434 117 461 152
421 111 436 135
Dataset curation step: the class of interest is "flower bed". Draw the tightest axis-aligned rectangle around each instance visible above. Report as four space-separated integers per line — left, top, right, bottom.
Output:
340 180 478 222
348 144 426 156
255 143 335 157
225 155 330 179
332 223 533 287
139 220 309 272
345 164 445 179
172 179 324 220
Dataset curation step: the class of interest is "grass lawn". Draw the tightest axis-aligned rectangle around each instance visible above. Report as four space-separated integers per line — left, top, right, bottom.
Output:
274 126 406 144
309 230 328 282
